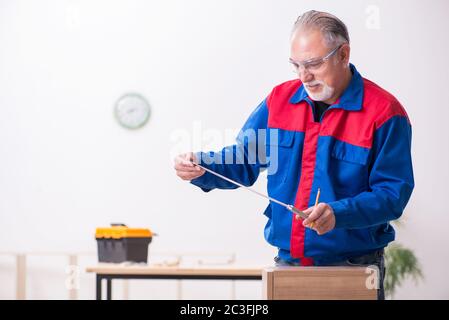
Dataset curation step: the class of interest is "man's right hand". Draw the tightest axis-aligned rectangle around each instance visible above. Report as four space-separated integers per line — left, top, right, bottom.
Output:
174 152 205 181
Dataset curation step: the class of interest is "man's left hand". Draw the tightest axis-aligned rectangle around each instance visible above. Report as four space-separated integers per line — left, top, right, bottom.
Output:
302 203 336 235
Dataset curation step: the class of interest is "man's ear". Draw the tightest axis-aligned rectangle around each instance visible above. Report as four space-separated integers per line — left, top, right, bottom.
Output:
339 43 350 65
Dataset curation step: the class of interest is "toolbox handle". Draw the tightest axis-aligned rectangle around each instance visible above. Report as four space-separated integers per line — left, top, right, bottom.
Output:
110 223 127 227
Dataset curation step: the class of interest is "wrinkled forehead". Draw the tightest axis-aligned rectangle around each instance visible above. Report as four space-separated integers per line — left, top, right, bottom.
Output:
290 28 330 62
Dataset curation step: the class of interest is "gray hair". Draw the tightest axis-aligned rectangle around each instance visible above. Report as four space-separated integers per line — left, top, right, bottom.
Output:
292 10 350 48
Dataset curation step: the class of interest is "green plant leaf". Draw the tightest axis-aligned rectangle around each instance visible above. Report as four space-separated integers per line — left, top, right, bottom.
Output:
384 243 423 298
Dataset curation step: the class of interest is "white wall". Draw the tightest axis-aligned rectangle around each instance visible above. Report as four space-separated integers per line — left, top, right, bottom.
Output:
0 0 448 299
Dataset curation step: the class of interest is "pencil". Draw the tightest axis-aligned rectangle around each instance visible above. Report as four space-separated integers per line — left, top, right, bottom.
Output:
309 188 320 229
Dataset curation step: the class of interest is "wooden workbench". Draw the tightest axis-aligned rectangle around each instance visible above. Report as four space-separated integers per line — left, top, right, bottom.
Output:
86 264 264 300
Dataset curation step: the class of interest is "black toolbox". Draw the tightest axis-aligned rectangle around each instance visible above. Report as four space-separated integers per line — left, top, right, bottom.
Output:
95 223 153 263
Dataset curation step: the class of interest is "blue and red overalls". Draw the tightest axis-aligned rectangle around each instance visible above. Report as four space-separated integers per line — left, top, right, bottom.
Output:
191 64 414 265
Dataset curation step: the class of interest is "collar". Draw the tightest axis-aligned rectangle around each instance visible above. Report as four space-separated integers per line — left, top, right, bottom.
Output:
289 63 364 111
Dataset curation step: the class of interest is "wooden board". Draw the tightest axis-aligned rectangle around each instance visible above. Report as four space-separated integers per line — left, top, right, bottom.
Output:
263 266 378 300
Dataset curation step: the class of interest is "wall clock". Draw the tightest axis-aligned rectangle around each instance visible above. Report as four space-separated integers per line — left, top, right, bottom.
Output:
114 93 151 129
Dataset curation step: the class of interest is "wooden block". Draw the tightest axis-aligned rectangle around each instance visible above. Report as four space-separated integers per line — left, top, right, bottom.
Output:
263 266 378 300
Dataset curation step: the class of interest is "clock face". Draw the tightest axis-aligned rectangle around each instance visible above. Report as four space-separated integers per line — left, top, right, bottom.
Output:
114 93 151 129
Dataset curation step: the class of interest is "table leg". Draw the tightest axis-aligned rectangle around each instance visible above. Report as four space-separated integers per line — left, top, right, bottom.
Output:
96 275 102 300
106 278 112 300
